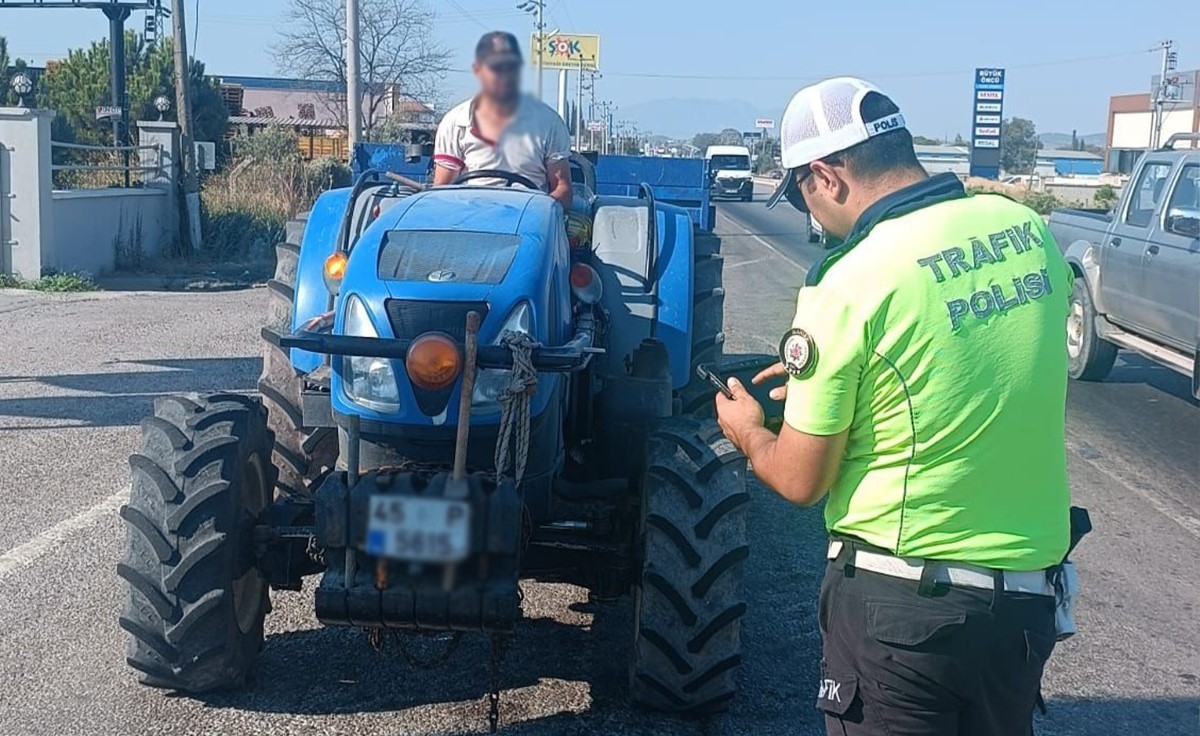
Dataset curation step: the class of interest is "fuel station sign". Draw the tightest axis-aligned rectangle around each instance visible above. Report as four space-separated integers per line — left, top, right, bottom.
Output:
970 68 1005 179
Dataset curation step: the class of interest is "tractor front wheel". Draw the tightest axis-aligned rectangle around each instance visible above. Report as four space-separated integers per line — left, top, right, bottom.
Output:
118 393 275 692
259 214 337 497
630 416 749 715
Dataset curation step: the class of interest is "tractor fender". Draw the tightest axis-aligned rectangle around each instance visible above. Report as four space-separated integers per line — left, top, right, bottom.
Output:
592 197 695 389
290 187 354 374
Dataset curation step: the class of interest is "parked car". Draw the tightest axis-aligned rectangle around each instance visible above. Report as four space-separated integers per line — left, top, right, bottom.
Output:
1048 133 1199 399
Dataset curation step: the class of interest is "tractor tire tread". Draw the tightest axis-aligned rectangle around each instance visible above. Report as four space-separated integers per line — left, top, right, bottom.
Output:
119 394 274 693
631 416 748 715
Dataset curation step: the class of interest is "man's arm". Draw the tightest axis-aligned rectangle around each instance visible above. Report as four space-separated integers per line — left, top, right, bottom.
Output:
546 158 573 210
716 377 847 506
432 111 465 186
544 113 573 210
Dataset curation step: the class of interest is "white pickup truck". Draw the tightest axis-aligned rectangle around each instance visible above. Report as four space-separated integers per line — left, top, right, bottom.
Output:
1049 134 1199 399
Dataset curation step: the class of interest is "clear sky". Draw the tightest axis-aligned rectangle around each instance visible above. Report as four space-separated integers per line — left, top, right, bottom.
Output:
1 0 1196 138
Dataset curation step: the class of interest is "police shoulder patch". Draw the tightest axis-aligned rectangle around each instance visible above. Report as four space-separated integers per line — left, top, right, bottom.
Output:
779 328 816 378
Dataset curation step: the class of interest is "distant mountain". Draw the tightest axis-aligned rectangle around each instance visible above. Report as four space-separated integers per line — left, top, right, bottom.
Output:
1038 132 1106 149
623 98 780 139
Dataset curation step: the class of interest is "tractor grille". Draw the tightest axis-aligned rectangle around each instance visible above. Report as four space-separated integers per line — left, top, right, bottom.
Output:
384 300 489 342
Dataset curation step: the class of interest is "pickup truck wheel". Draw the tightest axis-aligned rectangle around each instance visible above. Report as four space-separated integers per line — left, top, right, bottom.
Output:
1067 278 1118 381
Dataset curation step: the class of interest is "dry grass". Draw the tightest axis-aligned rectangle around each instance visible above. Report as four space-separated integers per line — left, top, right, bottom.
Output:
200 155 350 261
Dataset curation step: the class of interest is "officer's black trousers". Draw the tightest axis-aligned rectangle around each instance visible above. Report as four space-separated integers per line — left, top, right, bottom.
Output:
817 546 1057 736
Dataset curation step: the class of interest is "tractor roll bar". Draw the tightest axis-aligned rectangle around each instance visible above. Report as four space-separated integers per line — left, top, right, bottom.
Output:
263 310 599 373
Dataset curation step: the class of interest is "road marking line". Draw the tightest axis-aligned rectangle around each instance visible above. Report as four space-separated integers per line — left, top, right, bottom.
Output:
0 488 130 579
725 256 769 270
716 210 808 275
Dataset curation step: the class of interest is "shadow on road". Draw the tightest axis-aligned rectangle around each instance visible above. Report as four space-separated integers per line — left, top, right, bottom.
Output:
172 491 833 734
1097 353 1198 404
0 357 260 429
1035 696 1200 735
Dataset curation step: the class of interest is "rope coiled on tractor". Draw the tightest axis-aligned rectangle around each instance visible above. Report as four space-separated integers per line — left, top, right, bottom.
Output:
494 331 538 485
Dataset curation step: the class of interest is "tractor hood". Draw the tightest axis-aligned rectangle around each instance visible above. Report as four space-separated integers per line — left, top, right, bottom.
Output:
327 185 574 427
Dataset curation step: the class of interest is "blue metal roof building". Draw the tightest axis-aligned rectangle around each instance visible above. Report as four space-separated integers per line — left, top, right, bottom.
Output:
1035 149 1104 176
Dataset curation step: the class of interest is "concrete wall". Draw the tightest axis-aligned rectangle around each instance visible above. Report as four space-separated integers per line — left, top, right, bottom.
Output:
0 108 55 279
1044 182 1125 208
0 108 180 278
49 189 172 274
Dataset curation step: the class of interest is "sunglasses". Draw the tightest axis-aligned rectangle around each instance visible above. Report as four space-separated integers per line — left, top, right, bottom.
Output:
486 61 521 75
785 156 841 212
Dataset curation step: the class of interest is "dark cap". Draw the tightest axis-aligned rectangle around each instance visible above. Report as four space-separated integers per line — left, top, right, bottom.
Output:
475 31 523 67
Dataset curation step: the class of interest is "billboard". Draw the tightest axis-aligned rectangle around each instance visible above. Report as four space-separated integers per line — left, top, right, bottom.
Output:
532 33 600 71
970 68 1005 179
1149 70 1197 107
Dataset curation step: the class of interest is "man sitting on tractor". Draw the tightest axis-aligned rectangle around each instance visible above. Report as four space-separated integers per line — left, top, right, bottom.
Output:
433 31 575 212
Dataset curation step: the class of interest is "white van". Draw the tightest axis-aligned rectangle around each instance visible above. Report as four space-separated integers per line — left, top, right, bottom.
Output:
705 145 754 202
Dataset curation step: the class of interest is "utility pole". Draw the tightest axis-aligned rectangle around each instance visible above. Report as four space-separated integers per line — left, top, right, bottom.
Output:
557 69 568 120
575 57 586 150
101 4 132 185
172 0 200 250
346 0 363 155
517 0 546 100
1150 39 1176 150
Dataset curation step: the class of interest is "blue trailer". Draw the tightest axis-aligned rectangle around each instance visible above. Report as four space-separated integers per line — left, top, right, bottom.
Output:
118 143 761 729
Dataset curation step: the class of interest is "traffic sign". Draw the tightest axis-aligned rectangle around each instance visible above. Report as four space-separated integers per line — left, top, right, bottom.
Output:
95 106 123 121
587 120 604 132
743 131 763 140
755 118 775 129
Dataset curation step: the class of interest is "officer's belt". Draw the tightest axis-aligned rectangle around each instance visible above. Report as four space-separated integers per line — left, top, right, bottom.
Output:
828 540 1055 596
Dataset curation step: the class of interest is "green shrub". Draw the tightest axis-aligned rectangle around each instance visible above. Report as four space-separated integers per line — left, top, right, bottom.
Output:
306 156 352 190
1021 191 1062 215
1094 184 1118 211
0 271 98 291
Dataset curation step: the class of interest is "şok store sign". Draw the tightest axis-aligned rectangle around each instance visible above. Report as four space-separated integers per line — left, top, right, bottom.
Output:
970 68 1005 179
532 33 601 71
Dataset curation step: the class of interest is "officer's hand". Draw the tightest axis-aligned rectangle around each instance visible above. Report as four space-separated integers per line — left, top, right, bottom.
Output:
715 377 764 450
753 361 789 402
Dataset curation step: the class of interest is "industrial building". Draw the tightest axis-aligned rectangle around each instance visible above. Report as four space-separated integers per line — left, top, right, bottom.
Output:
1106 68 1199 173
913 144 1102 179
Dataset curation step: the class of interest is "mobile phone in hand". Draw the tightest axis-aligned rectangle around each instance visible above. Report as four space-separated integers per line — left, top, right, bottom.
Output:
696 365 735 400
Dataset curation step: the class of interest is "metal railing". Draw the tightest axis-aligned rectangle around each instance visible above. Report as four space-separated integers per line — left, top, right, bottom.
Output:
50 141 163 189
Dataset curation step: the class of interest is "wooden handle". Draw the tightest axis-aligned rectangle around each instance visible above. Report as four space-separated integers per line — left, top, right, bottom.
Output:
451 311 482 481
384 171 427 191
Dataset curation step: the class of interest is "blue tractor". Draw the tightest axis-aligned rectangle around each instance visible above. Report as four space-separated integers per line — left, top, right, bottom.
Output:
117 152 752 722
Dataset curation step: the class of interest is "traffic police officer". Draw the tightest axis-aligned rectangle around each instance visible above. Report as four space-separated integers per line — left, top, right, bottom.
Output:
715 77 1073 735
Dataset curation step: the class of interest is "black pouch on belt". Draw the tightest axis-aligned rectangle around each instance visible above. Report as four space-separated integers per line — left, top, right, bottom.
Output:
1051 506 1092 641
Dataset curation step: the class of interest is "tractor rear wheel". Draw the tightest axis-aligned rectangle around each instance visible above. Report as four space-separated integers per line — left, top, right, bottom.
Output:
678 254 726 414
630 416 748 715
118 393 275 692
259 214 336 498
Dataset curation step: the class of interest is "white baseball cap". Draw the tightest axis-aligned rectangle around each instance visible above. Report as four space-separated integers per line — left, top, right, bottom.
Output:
766 77 907 211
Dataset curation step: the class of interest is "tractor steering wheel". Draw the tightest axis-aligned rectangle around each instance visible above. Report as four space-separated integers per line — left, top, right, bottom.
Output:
453 169 542 191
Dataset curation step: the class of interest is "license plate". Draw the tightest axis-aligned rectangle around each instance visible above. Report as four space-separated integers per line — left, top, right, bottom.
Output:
365 496 471 563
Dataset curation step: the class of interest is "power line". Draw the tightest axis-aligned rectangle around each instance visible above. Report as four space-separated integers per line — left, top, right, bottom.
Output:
565 49 1152 82
444 0 489 30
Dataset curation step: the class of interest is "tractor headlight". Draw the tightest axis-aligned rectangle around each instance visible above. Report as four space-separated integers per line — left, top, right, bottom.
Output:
472 302 532 410
342 295 400 412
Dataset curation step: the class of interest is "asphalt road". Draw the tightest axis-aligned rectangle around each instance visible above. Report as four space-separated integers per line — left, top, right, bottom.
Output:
0 184 1196 735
